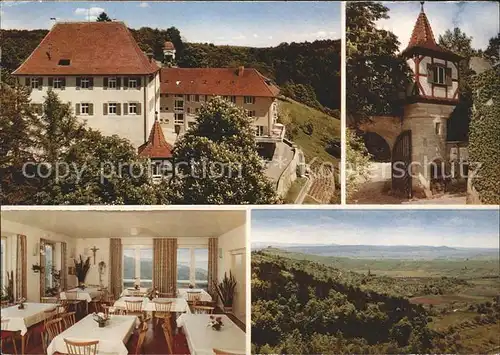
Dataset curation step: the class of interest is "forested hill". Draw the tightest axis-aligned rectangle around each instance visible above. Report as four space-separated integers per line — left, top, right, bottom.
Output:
251 250 434 354
0 27 340 111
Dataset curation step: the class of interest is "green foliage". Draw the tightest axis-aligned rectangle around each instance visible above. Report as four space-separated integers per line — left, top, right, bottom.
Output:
468 66 500 204
96 12 112 22
483 34 499 64
214 271 237 307
251 251 437 354
74 255 91 283
170 97 277 204
2 271 14 303
346 1 412 122
281 83 322 110
346 128 372 200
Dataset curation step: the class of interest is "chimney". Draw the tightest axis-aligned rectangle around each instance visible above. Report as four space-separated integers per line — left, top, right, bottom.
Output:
238 66 244 76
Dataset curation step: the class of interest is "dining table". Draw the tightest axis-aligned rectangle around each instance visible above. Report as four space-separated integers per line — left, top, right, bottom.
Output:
59 287 102 302
46 314 137 355
120 287 149 297
1 302 58 354
113 296 191 314
176 314 246 355
177 288 213 302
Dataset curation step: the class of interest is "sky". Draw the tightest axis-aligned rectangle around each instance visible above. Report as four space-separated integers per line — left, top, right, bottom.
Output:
377 1 499 51
252 209 500 249
0 1 340 47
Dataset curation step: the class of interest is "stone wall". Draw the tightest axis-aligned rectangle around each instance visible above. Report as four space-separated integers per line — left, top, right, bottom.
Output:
275 142 302 198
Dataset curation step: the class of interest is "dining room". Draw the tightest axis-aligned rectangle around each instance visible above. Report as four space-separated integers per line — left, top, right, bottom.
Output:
1 208 248 355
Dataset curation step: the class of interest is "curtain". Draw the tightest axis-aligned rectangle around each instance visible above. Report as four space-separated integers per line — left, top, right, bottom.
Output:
39 238 50 300
166 239 177 295
153 239 168 293
15 235 27 300
61 242 67 291
208 237 218 297
109 238 122 299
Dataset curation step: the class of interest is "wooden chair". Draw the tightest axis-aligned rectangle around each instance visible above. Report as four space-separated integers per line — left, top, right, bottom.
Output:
60 312 76 329
157 292 174 298
39 307 58 349
45 318 63 345
64 339 99 355
0 300 9 309
1 318 18 355
89 294 102 313
133 321 148 355
124 300 143 320
213 349 244 355
192 305 215 314
64 291 83 314
152 300 172 327
161 321 174 354
187 292 201 303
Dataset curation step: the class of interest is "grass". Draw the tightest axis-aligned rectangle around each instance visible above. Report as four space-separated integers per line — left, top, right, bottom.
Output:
283 177 307 204
279 97 340 166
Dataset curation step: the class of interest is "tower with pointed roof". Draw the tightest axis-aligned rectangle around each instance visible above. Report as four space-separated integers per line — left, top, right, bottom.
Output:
394 2 463 197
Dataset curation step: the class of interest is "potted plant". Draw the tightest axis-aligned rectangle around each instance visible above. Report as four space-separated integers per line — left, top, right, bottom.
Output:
207 315 224 331
74 255 91 289
45 267 61 296
92 312 109 327
214 271 237 313
3 271 14 303
32 264 43 273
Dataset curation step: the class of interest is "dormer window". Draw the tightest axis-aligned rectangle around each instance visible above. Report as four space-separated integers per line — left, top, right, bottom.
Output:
58 59 70 66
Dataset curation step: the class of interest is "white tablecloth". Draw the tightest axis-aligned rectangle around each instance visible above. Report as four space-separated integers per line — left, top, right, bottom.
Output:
178 288 212 302
0 303 58 336
120 287 148 297
176 314 246 355
60 287 102 302
46 314 136 355
113 297 191 313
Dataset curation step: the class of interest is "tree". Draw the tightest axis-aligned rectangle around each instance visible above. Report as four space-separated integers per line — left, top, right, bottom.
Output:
346 128 372 201
483 34 499 64
346 2 412 123
0 84 39 204
170 97 277 204
438 28 477 141
96 12 112 22
1 88 168 205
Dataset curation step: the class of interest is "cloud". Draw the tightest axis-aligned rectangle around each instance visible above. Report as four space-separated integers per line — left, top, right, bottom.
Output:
253 34 258 38
74 7 105 17
138 2 150 8
231 34 246 41
1 1 34 7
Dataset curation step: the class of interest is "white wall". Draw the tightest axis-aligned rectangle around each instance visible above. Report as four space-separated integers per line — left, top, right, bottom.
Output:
1 219 76 302
217 225 246 322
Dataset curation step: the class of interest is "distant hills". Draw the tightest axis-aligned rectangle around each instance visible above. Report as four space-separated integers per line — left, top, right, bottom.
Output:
251 243 499 260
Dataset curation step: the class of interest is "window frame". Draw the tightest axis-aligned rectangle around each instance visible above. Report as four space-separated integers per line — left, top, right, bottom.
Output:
128 78 137 89
1 238 6 292
244 96 255 104
80 77 90 89
174 100 184 110
30 77 39 89
128 102 138 115
176 246 209 290
174 113 184 124
433 65 446 85
122 245 153 288
108 103 118 115
53 77 62 89
255 125 265 136
108 77 117 89
81 103 90 115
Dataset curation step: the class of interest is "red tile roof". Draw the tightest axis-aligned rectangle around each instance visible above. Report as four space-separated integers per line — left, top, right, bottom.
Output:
13 22 159 75
164 41 175 50
160 67 280 97
138 119 173 159
402 10 461 60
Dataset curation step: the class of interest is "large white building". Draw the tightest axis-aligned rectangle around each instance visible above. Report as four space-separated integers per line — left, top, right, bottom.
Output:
12 21 161 148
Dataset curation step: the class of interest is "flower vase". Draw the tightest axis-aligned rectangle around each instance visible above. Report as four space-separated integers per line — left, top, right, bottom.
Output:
98 320 105 328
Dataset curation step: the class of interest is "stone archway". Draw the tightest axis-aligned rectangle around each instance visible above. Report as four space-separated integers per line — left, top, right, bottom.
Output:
362 132 391 162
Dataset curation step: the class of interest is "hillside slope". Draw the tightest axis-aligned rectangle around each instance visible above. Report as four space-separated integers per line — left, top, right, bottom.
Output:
251 250 500 354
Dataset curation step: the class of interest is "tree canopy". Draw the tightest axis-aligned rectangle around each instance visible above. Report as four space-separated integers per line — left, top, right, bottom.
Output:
96 12 112 22
170 97 277 204
346 1 412 123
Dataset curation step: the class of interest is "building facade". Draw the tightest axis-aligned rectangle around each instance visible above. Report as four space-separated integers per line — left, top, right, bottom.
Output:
158 67 284 145
12 22 160 148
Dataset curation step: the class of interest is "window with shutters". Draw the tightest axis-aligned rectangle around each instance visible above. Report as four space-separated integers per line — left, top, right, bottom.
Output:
108 77 117 89
128 78 137 89
244 96 255 104
174 113 184 124
30 77 39 89
53 78 62 89
194 94 200 102
246 110 256 118
80 77 90 89
129 103 137 115
81 103 90 115
108 103 117 114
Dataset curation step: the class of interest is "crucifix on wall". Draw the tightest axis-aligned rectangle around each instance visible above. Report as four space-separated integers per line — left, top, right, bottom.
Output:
90 246 99 265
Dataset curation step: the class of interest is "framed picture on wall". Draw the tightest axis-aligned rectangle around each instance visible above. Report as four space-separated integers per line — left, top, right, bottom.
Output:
68 266 75 275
